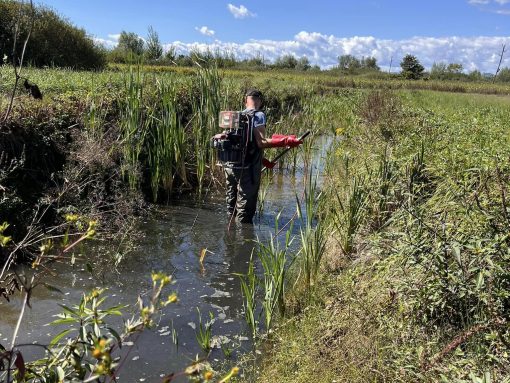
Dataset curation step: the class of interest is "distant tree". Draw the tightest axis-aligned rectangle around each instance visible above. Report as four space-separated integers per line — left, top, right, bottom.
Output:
174 54 193 67
400 54 424 79
447 63 463 74
242 55 266 68
163 45 176 64
496 67 510 82
430 62 447 79
117 31 145 56
337 55 379 73
467 69 482 81
273 54 298 69
145 26 162 61
296 56 311 71
431 62 465 80
338 54 361 71
360 56 379 70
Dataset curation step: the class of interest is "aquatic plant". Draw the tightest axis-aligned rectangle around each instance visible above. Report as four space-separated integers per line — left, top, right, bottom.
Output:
195 308 215 354
119 66 147 192
296 164 326 296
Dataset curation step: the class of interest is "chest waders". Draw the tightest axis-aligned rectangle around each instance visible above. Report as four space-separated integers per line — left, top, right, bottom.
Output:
211 110 262 223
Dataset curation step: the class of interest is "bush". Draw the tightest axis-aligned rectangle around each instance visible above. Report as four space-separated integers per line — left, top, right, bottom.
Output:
0 0 106 70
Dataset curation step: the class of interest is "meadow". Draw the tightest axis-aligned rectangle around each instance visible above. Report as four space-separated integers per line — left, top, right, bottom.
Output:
1 64 510 382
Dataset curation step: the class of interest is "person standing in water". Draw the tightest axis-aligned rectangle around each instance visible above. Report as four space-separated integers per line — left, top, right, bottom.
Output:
219 89 303 224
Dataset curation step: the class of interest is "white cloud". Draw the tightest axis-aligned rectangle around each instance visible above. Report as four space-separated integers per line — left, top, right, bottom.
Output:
94 36 118 49
227 4 256 19
468 0 510 8
94 32 147 48
161 32 510 72
195 26 215 36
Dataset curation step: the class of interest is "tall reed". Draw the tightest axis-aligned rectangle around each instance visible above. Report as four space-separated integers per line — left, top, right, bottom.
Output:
296 164 326 295
332 173 368 256
236 254 258 339
119 66 147 192
257 221 293 332
191 65 222 195
147 78 188 201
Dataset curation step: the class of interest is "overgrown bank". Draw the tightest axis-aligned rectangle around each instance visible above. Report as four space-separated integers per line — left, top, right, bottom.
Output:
3 64 510 381
0 65 343 266
247 90 510 382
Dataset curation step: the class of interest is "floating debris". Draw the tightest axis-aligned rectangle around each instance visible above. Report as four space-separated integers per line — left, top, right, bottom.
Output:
210 289 231 298
210 335 231 349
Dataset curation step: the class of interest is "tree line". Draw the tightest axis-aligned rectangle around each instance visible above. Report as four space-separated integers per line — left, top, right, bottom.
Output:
2 0 509 82
0 0 105 70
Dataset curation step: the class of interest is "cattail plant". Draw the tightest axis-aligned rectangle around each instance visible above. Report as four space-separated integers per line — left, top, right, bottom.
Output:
331 172 368 256
119 66 147 192
147 77 188 201
191 65 222 196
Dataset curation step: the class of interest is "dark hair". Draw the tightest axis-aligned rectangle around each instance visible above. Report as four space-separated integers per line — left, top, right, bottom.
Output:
245 89 262 98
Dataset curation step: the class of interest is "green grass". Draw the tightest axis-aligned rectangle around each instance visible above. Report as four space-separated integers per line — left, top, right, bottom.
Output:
4 63 510 382
241 88 510 383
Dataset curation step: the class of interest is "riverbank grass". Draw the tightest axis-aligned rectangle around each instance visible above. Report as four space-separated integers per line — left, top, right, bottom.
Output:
245 89 510 383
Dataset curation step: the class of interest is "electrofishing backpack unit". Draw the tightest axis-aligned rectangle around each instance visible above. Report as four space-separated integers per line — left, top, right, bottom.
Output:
212 110 256 166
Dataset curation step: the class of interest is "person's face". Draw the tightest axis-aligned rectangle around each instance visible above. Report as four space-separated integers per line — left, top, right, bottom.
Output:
245 96 262 109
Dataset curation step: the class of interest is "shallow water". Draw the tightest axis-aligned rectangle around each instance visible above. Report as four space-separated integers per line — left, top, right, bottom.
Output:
0 138 331 382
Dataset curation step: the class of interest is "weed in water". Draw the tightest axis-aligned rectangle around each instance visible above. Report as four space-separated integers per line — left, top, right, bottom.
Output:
195 308 214 354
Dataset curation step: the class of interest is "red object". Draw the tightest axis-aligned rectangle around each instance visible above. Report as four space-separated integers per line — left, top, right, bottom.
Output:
270 134 303 148
262 158 276 169
213 133 227 140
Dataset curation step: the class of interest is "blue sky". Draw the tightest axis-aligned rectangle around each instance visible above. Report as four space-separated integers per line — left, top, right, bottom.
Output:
39 0 510 71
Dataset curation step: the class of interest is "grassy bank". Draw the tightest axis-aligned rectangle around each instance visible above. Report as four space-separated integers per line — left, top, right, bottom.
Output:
246 90 510 382
1 65 338 254
3 64 510 381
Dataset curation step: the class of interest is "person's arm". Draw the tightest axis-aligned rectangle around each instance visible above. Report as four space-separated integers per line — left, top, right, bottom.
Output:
254 125 273 149
254 125 302 149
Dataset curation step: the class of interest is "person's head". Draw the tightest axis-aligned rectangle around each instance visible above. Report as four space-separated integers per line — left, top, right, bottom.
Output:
244 89 263 109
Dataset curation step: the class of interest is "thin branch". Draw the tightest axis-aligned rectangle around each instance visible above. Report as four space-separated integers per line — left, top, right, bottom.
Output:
3 0 35 123
10 276 34 349
492 43 506 83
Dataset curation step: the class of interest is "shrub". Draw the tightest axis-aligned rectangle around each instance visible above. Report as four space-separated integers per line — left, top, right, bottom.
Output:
0 0 106 70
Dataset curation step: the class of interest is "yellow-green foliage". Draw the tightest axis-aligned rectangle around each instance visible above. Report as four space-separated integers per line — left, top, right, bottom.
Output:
246 90 510 383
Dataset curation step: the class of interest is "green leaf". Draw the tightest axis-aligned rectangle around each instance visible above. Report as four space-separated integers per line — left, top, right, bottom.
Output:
476 272 484 289
93 322 100 337
106 310 123 316
49 318 77 326
86 263 93 273
452 245 462 266
58 304 79 316
50 328 72 346
107 327 122 348
44 283 64 294
57 366 65 381
80 325 87 342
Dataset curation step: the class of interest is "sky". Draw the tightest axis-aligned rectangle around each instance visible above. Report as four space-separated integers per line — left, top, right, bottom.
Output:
38 0 510 72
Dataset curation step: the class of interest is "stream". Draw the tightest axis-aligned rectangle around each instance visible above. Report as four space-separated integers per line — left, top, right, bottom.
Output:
0 138 331 382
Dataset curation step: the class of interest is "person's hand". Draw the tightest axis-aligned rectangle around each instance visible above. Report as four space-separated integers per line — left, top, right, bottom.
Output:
271 134 303 148
284 135 303 148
